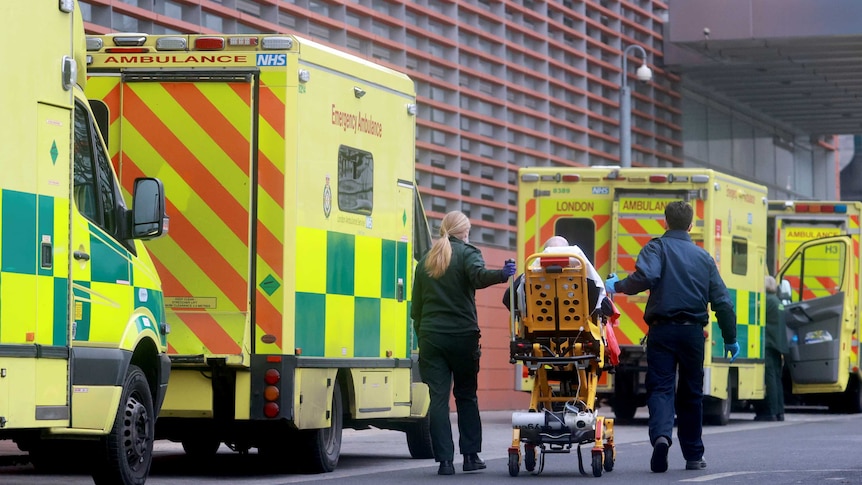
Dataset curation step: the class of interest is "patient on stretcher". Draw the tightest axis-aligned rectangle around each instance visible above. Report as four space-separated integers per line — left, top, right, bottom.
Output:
503 236 607 317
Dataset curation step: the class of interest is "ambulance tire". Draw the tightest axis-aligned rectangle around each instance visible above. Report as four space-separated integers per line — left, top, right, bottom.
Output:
405 415 434 459
28 440 94 474
703 393 731 426
181 436 221 459
611 371 638 421
92 365 155 485
296 385 343 473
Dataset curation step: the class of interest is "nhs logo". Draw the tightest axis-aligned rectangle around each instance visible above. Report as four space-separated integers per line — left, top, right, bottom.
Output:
256 54 287 66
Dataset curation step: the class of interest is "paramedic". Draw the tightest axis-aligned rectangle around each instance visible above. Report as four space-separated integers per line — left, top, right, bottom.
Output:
754 275 788 421
604 200 739 473
411 210 516 475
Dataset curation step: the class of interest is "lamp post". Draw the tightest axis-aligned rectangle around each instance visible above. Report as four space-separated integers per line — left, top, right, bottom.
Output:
619 44 653 168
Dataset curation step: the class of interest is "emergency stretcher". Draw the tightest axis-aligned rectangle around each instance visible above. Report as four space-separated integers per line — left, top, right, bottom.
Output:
507 252 617 477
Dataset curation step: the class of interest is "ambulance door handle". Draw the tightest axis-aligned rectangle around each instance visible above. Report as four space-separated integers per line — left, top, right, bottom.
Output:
397 278 404 302
73 250 90 262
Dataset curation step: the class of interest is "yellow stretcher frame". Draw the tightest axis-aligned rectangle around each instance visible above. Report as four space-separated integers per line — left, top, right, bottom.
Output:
507 252 616 477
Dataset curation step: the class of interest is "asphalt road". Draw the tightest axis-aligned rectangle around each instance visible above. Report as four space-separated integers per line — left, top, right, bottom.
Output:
2 408 861 484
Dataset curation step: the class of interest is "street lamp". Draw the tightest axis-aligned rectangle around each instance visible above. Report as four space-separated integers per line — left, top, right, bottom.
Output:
619 44 653 168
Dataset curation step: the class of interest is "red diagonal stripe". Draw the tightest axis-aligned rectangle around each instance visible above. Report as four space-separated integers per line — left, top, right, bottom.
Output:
619 219 656 247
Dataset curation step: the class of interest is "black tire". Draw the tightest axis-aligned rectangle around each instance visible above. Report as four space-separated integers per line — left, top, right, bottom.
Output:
181 436 221 458
591 450 603 477
92 365 155 485
612 371 638 421
28 440 94 474
524 444 536 472
703 395 731 425
508 452 520 477
603 446 615 472
297 385 343 473
405 415 434 459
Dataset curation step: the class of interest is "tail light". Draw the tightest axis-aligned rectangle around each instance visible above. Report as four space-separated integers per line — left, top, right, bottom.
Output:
263 368 281 418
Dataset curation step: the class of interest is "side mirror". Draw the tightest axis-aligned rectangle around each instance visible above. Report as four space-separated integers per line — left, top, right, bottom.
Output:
779 279 792 304
131 178 169 239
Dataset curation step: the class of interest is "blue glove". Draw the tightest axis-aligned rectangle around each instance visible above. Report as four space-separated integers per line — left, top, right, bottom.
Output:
605 273 620 296
725 342 740 363
502 261 517 279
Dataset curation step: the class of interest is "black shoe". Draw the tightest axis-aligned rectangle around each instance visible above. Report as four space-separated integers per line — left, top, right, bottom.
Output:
685 458 707 470
438 461 455 475
463 453 486 472
776 413 785 421
650 436 669 473
754 414 777 421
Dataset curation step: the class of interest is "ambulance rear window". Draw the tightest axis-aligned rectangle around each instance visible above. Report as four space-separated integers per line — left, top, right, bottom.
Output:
731 237 748 275
337 145 373 215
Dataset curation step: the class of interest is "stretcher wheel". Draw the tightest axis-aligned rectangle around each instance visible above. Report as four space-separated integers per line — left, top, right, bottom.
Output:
524 444 537 472
591 450 603 477
603 447 615 472
508 450 520 477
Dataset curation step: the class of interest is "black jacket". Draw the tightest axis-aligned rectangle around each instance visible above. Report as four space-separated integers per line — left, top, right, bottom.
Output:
411 236 506 336
765 292 789 354
614 230 737 344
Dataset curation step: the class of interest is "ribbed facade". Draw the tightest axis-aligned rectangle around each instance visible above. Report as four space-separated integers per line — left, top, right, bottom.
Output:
80 0 677 249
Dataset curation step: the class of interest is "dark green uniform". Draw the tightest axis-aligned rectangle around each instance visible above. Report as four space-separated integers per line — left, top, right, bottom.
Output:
411 236 506 462
757 292 788 419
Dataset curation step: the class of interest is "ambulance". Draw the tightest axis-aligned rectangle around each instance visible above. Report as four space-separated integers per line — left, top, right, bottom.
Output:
516 167 767 425
768 201 862 412
1 2 169 484
85 33 432 472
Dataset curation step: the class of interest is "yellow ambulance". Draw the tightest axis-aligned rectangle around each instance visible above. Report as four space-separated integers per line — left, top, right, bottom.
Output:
769 201 861 412
85 33 432 472
516 167 767 425
1 2 169 484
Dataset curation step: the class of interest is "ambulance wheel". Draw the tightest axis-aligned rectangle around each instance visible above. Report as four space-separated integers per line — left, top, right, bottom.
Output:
591 450 603 477
92 365 155 485
296 385 343 473
508 451 520 477
524 444 537 471
612 371 638 421
405 415 434 459
603 447 615 472
181 436 221 458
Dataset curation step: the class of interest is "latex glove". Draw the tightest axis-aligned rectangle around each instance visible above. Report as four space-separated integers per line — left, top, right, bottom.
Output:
725 342 741 363
605 273 620 296
502 260 517 279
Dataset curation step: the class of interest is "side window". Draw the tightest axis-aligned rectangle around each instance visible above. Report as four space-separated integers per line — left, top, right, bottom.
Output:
73 101 128 244
554 218 596 263
781 241 845 302
731 237 748 275
337 145 373 214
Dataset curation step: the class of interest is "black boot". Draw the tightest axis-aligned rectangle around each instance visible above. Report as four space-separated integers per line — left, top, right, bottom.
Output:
438 460 455 475
463 453 486 472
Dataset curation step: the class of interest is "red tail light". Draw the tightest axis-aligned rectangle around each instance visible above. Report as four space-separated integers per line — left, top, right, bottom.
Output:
264 368 280 385
263 402 279 418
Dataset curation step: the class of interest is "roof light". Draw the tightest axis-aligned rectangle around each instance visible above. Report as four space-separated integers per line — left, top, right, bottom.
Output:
262 37 293 50
105 47 150 53
561 174 580 182
649 175 668 183
229 36 259 46
834 204 848 213
86 38 103 52
691 175 710 183
113 35 147 47
195 37 225 50
521 173 540 182
795 204 810 213
540 174 560 182
820 205 835 213
156 37 187 51
59 0 74 12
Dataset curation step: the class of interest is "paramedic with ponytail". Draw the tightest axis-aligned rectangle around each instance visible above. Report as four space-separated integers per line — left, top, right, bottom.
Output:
411 210 516 476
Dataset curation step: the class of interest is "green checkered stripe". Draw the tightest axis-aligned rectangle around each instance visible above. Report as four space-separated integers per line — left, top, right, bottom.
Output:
710 288 763 360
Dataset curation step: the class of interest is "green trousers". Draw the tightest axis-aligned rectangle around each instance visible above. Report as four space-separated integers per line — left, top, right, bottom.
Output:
418 331 482 462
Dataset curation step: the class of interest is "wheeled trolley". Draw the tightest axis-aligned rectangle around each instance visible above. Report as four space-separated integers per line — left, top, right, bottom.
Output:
507 252 616 477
